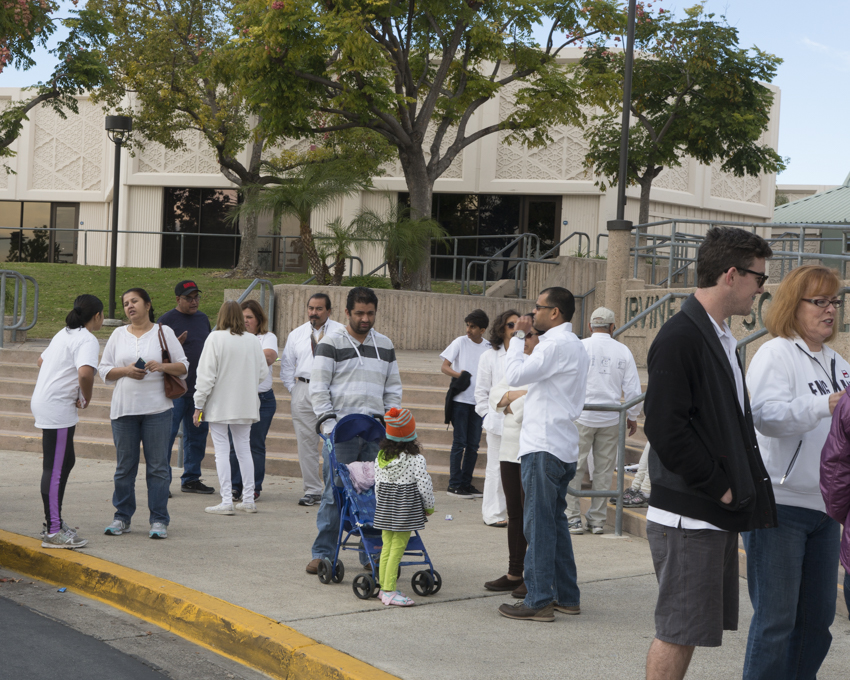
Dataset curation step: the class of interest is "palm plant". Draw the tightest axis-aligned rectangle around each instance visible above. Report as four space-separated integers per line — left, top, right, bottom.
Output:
316 218 359 286
231 161 371 284
351 204 448 289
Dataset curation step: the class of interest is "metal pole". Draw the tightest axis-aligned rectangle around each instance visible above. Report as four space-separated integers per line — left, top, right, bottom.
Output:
667 230 675 287
108 137 122 319
798 228 804 268
615 409 627 537
180 233 185 268
633 226 640 279
616 0 638 221
0 273 6 349
83 230 88 266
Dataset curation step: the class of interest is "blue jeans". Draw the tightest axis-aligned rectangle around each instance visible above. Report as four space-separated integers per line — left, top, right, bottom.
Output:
312 435 379 563
230 389 277 495
742 504 840 680
111 410 172 525
520 451 580 610
168 394 209 485
449 402 482 489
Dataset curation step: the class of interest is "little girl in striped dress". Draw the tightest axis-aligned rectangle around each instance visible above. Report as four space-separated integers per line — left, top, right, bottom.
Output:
374 407 435 606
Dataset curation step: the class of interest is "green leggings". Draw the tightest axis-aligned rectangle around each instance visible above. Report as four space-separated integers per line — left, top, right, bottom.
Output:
379 530 411 592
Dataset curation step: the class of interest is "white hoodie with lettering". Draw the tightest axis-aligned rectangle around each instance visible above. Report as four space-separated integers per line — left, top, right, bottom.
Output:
747 335 850 512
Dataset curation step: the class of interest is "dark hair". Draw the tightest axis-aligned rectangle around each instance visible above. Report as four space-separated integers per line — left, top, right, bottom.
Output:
697 227 773 288
346 286 378 312
309 293 332 311
379 436 421 461
65 294 103 329
464 309 489 330
122 288 155 322
241 299 268 334
539 287 575 322
488 309 520 349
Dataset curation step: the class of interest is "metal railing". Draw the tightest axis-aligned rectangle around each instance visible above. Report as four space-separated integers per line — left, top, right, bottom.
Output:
567 394 646 537
0 270 38 349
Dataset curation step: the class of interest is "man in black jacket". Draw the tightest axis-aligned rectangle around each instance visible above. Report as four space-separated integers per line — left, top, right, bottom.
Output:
643 227 777 680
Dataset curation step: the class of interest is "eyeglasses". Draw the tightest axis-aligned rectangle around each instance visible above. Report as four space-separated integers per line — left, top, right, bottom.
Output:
534 304 556 311
735 267 769 287
801 298 843 309
181 295 201 302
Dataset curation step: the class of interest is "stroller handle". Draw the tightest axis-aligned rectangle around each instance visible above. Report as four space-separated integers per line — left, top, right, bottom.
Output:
315 413 387 438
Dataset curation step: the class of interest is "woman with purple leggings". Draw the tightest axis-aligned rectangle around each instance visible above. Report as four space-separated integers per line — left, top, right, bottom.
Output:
31 295 103 549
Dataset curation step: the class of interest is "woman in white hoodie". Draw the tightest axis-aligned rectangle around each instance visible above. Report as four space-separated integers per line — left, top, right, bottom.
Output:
193 301 268 515
744 265 850 680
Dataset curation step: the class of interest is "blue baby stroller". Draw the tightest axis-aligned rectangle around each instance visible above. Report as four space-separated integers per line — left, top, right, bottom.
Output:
316 413 442 599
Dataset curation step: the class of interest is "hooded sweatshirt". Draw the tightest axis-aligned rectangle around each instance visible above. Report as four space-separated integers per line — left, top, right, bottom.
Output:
747 335 850 512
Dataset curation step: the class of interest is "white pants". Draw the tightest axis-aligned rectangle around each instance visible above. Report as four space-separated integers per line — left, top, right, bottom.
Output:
482 431 507 524
566 422 619 527
209 422 254 504
291 380 323 495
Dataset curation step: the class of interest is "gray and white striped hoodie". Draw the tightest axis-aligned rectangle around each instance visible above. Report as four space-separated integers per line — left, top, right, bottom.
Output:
309 325 403 422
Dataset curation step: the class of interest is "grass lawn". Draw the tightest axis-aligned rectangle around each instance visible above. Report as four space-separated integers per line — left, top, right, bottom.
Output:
2 264 478 338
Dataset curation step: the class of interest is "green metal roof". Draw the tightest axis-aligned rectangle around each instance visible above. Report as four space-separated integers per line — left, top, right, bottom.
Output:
774 171 850 224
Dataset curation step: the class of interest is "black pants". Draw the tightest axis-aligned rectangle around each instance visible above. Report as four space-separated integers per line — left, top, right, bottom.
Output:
41 426 76 534
500 461 526 577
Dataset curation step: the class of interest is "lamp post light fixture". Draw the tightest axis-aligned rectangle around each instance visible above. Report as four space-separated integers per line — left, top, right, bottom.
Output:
104 115 133 324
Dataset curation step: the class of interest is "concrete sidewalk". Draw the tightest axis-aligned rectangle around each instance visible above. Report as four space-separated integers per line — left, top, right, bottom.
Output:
2 449 849 680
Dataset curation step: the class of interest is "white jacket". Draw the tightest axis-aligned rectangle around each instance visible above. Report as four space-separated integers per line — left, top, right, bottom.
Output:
475 346 506 434
489 376 528 463
748 335 850 512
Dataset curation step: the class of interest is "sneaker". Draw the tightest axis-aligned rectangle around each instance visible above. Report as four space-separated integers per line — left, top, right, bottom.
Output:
149 522 168 539
611 488 637 505
447 486 473 498
568 519 584 535
253 491 260 501
182 479 215 494
623 490 649 508
205 502 235 515
463 485 484 498
42 527 88 549
381 590 415 607
554 603 581 615
104 519 131 536
232 491 242 503
588 525 604 535
41 521 78 539
236 501 257 513
498 600 555 622
298 494 321 506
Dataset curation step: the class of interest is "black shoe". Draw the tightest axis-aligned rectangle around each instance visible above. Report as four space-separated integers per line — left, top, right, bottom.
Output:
463 485 484 498
181 480 215 494
447 486 473 498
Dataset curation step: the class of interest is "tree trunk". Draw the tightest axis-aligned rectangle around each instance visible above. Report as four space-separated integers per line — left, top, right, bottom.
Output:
399 151 434 291
225 182 264 279
331 254 346 285
637 165 662 225
300 216 329 284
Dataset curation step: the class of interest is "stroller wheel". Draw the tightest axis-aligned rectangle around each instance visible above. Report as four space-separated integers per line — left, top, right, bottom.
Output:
352 573 376 599
431 570 442 595
411 570 435 596
331 560 345 583
317 557 333 584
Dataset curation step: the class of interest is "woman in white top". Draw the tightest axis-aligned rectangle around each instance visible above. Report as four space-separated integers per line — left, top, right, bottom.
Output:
193 301 268 515
483 331 538 596
229 299 278 503
32 294 103 550
474 309 519 527
98 288 189 540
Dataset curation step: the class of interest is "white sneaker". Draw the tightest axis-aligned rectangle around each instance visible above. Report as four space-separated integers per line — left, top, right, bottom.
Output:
149 522 168 539
42 527 88 549
589 525 605 535
235 501 257 514
205 502 235 515
104 519 131 535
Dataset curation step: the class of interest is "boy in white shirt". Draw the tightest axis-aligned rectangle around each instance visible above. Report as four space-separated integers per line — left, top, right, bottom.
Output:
440 309 491 498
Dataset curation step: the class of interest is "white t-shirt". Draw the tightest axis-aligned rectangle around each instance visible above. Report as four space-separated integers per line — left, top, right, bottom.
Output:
440 335 492 404
255 332 279 393
577 333 643 428
31 327 100 429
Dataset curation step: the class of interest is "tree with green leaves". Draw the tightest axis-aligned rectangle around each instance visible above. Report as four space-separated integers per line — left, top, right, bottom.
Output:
578 3 786 225
231 0 624 290
1 1 110 167
89 0 389 277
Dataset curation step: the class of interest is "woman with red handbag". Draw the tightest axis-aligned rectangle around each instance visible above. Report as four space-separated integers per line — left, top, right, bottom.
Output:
98 288 188 540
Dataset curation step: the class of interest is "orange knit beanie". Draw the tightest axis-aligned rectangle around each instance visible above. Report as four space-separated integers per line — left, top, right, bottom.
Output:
384 407 417 442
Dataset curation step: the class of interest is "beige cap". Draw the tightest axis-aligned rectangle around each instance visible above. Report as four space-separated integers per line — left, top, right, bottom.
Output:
590 306 616 326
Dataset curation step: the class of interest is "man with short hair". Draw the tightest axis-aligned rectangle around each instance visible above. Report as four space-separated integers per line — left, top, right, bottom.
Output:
440 309 491 498
567 306 642 535
498 287 589 622
280 293 344 506
643 226 777 679
158 280 213 494
306 286 402 574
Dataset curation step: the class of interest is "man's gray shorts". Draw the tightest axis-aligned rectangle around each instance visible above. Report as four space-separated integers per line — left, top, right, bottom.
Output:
646 520 739 647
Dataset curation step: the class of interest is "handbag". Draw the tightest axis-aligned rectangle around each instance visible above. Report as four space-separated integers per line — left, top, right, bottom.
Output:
158 323 188 399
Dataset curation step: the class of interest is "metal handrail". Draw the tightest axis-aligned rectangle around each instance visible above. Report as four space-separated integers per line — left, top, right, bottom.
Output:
566 393 646 537
596 233 608 257
459 255 560 296
459 233 542 297
539 231 591 259
0 270 38 349
612 292 691 339
574 287 596 338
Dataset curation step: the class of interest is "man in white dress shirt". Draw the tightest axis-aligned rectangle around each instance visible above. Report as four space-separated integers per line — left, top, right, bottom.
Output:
567 306 642 535
498 287 589 623
280 293 344 506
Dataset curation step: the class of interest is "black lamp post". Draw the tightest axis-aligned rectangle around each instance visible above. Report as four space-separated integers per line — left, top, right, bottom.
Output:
104 115 133 322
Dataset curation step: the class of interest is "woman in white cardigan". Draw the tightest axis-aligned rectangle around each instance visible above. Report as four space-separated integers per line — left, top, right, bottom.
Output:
193 301 268 515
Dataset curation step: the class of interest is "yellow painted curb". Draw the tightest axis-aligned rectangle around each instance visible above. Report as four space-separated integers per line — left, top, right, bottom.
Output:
0 529 399 680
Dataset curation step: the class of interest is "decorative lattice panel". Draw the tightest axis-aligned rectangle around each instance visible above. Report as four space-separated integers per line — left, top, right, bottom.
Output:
710 164 763 204
136 129 220 175
654 163 690 193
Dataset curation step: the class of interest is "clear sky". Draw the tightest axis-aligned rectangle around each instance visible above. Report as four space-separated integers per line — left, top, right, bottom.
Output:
2 0 848 186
